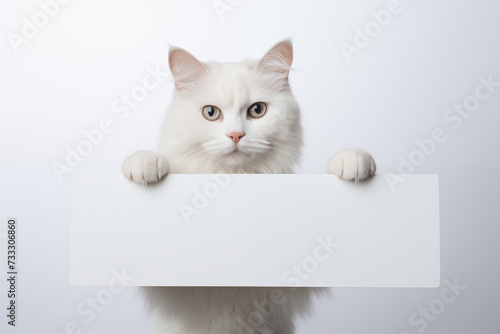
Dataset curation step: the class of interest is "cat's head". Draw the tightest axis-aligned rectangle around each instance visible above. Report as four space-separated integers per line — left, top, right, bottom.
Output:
162 40 302 173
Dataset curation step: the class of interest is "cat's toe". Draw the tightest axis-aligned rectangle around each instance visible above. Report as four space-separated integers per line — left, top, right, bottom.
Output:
122 150 169 186
328 149 375 182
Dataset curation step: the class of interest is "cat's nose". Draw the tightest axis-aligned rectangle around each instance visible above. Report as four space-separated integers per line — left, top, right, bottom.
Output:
227 132 245 144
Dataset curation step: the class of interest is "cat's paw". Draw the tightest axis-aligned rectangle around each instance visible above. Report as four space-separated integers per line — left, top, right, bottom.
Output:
328 149 375 182
122 150 169 186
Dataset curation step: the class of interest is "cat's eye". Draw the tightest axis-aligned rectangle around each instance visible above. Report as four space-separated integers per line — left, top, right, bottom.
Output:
247 102 267 119
202 105 222 121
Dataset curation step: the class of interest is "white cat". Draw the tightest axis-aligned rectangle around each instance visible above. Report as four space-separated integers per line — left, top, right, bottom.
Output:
123 40 375 334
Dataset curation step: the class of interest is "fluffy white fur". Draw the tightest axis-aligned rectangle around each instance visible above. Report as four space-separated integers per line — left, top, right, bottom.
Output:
122 40 375 333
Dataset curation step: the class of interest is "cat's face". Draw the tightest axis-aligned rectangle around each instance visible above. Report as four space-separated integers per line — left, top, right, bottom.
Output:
162 41 302 173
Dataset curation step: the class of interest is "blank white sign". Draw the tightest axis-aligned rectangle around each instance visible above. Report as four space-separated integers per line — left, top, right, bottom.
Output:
70 174 440 287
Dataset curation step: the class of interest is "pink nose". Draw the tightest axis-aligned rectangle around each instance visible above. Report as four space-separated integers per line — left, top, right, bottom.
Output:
227 132 245 144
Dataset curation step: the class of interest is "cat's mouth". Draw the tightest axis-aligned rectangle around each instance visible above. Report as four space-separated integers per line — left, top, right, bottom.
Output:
225 144 251 157
229 146 243 155
218 141 262 158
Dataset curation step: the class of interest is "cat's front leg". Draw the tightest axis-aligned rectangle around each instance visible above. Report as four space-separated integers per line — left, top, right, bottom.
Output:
328 148 375 182
122 150 169 186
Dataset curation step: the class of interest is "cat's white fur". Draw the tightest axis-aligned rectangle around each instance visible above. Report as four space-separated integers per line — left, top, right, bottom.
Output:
123 40 375 333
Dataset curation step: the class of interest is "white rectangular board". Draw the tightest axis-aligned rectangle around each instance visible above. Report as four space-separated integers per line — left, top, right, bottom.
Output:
70 174 440 287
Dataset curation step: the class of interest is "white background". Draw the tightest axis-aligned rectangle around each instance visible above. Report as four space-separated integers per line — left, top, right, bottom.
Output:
1 0 499 333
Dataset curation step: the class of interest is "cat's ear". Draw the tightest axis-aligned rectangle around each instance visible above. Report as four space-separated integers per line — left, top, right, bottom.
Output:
169 47 207 91
256 40 293 83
